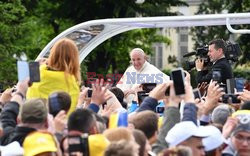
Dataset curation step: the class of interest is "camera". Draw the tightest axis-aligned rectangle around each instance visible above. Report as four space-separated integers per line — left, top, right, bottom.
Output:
183 41 241 71
68 134 89 155
183 45 210 71
141 83 156 93
225 41 241 63
137 91 149 105
212 69 221 82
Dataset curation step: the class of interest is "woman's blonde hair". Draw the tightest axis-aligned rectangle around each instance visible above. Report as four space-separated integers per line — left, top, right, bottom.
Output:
48 38 81 83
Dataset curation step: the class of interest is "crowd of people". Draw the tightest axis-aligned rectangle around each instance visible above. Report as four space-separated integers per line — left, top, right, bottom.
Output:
0 38 250 156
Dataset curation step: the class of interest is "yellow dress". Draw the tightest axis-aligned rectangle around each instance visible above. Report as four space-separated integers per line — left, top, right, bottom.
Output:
26 64 80 115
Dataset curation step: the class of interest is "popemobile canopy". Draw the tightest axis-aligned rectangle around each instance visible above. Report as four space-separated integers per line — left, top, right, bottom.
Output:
36 13 250 63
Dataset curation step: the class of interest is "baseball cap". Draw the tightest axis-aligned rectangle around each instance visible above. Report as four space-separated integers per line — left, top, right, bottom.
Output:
23 131 57 156
0 141 23 156
20 98 48 123
211 104 234 126
201 125 228 151
165 121 209 147
89 134 110 156
232 112 250 135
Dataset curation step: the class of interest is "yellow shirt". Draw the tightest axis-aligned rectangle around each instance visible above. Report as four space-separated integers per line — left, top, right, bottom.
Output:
26 64 80 115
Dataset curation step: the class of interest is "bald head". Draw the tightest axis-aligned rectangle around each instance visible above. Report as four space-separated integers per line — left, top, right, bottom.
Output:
130 48 146 71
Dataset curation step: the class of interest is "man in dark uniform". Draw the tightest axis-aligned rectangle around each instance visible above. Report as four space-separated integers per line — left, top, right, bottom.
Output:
195 39 233 84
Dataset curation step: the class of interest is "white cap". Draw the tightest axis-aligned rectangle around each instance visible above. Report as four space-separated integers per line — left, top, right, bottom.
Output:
0 141 24 156
201 125 228 151
165 121 209 147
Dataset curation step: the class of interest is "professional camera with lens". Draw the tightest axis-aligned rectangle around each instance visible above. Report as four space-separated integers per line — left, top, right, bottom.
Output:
183 41 241 71
225 41 241 63
183 45 210 71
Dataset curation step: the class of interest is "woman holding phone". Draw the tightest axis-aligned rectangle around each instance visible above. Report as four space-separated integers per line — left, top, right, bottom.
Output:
27 38 81 115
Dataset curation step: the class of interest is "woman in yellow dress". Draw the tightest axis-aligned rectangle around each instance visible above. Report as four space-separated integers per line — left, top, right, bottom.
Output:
27 38 81 115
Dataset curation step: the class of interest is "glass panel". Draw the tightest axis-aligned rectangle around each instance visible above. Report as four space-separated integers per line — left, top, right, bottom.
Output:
44 25 105 58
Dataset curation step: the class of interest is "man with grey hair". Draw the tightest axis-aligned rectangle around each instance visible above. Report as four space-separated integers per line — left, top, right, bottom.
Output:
117 48 169 98
222 114 250 156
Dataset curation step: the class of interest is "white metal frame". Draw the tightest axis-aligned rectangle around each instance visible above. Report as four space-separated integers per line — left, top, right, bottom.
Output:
36 13 250 63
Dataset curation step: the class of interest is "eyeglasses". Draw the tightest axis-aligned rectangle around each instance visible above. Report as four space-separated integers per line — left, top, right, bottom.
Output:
234 134 250 144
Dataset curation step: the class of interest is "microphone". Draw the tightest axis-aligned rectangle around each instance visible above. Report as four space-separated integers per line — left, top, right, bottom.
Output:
183 52 196 58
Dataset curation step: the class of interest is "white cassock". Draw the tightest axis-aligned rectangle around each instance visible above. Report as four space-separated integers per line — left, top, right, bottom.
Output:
116 61 170 92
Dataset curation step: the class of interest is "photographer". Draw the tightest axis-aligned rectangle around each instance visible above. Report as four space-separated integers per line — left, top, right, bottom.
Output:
196 39 233 84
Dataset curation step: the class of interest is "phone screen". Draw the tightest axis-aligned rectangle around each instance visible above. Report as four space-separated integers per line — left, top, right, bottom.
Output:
17 61 29 81
29 61 40 82
156 107 165 114
226 78 236 94
235 78 245 92
171 68 185 95
87 89 93 98
193 88 201 99
49 95 61 117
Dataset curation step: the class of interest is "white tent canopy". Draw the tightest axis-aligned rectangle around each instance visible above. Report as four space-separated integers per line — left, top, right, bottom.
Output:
36 13 250 63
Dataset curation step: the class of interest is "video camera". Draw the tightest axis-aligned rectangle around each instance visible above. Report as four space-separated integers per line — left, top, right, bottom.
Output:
183 45 210 71
183 41 241 71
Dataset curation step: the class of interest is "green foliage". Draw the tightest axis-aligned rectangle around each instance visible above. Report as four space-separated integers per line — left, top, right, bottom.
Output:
0 0 74 87
233 68 250 80
0 0 26 86
192 0 250 65
0 0 186 87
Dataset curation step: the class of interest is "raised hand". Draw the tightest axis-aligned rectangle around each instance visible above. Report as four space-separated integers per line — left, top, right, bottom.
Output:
91 79 112 105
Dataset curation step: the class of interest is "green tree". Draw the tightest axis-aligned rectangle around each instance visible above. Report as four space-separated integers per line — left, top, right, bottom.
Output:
0 0 74 87
0 0 26 86
0 0 187 87
191 0 250 65
56 0 187 77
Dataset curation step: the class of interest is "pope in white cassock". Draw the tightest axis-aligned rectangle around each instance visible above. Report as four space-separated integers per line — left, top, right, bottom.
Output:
116 48 170 98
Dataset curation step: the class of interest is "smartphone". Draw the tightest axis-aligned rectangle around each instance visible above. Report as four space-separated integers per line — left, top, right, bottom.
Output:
219 83 227 93
222 94 241 104
29 61 40 82
193 88 201 99
171 68 185 95
137 91 149 105
235 78 245 92
142 83 157 93
17 61 29 81
156 106 165 114
87 89 93 98
226 78 236 94
48 95 61 117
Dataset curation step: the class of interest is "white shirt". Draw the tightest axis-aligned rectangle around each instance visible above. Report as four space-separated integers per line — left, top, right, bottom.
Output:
116 61 170 91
